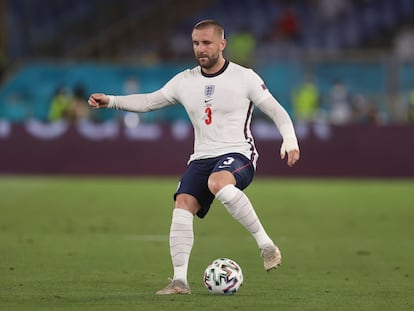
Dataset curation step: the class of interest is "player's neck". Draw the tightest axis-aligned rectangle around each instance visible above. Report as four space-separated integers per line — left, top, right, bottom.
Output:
202 57 226 75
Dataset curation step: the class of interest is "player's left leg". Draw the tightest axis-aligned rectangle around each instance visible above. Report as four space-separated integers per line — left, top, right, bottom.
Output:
209 154 281 271
213 181 281 270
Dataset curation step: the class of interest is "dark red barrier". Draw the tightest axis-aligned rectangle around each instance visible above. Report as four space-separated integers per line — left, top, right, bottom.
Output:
0 120 413 177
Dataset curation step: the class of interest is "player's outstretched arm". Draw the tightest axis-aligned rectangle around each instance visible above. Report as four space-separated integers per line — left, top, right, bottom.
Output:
88 90 173 113
88 93 110 109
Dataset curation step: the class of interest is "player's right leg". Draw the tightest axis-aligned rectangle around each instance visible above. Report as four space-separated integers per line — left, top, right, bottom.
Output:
156 197 197 295
155 278 191 295
156 159 216 295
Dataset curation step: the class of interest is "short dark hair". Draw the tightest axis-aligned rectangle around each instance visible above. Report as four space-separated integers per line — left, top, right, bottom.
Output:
193 19 225 39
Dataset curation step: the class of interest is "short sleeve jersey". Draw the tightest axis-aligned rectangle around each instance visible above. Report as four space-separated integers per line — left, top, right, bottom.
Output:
161 60 272 167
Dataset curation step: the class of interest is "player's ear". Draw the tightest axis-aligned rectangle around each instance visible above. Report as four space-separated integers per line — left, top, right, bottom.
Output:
220 38 226 52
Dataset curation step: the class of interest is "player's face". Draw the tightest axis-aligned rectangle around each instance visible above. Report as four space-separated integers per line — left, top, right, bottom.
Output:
192 27 226 72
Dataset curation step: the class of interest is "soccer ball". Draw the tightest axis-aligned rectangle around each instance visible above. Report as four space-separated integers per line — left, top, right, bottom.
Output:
203 258 243 294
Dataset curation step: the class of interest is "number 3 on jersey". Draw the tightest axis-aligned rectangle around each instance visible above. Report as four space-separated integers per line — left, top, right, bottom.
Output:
204 107 212 125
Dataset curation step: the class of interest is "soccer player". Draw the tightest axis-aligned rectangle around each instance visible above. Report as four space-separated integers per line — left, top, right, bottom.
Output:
88 19 300 295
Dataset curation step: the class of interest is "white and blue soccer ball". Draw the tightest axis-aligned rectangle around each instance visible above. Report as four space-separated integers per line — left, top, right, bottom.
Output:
203 258 243 294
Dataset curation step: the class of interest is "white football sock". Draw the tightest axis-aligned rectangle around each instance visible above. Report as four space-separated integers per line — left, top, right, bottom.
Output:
216 184 274 249
169 208 194 284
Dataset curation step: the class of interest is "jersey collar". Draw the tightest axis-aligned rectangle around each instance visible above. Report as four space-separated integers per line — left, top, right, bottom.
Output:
201 59 229 78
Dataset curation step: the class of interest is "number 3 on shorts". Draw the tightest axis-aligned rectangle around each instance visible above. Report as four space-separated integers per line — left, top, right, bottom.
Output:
223 157 235 165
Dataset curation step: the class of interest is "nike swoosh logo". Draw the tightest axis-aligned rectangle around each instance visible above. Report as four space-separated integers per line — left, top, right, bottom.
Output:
218 165 231 169
204 98 213 103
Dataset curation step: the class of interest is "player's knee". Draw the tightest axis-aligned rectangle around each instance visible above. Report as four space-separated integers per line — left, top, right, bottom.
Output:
175 194 199 215
208 172 235 195
207 178 221 195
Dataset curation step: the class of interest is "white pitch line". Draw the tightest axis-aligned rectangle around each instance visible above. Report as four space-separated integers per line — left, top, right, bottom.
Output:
124 234 168 242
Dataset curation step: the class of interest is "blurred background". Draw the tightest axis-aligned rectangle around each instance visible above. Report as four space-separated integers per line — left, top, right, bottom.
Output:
0 0 414 177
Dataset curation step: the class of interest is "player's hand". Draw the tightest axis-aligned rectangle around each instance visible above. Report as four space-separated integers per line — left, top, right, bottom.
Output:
282 149 300 167
280 139 300 167
88 93 110 109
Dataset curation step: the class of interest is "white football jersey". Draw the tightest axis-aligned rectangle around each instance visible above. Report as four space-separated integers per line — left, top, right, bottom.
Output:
161 61 272 167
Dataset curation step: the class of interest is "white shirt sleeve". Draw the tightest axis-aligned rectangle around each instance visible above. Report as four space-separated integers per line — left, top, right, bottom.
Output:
108 89 174 112
244 68 298 150
160 71 183 104
245 69 272 104
256 96 299 151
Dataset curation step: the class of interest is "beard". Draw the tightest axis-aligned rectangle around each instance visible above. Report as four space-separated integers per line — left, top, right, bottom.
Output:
196 51 220 70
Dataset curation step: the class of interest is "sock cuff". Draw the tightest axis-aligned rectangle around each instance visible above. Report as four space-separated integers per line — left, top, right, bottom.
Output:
215 184 239 203
172 208 194 222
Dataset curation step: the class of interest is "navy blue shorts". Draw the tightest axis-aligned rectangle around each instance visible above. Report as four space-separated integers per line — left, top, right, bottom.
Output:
174 153 255 218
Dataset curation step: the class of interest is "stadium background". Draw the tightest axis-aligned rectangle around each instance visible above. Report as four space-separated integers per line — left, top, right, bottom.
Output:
0 0 414 176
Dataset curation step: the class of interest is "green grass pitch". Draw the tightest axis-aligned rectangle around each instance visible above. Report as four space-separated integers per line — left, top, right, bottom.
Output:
1 176 413 311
